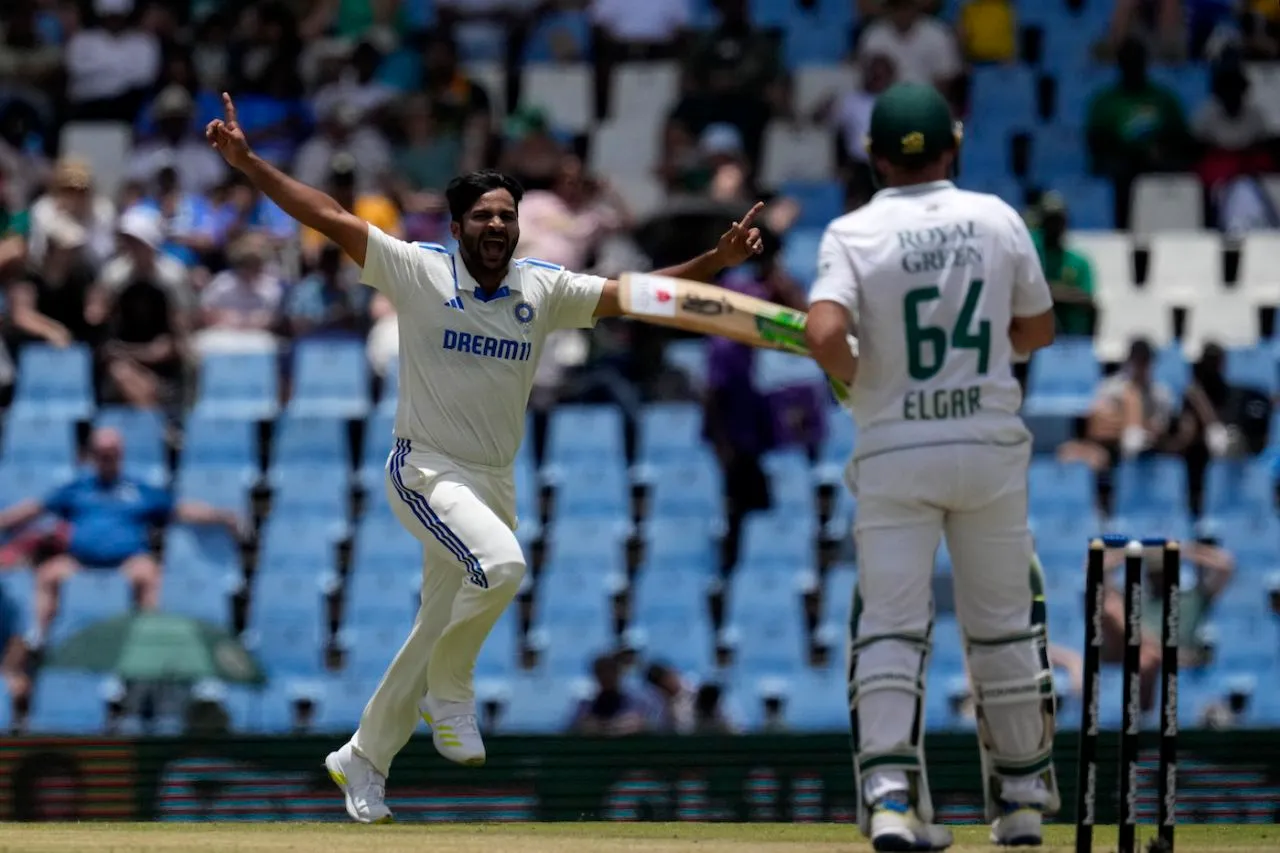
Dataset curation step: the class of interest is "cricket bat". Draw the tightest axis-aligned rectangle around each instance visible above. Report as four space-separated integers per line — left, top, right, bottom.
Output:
617 272 854 405
617 272 809 355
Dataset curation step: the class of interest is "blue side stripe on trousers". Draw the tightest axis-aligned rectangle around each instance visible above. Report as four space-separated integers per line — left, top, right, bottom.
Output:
388 439 489 589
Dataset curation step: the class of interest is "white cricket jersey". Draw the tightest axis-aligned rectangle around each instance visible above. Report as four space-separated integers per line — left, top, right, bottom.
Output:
809 180 1052 461
360 225 606 469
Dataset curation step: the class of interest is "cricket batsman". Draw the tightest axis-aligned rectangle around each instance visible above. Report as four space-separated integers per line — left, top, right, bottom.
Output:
804 83 1060 850
205 93 765 823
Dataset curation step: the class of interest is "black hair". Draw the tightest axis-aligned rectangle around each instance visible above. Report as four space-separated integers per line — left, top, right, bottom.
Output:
444 170 524 222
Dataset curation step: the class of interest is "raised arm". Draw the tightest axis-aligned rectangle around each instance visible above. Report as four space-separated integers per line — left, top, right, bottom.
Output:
593 202 766 318
206 92 369 266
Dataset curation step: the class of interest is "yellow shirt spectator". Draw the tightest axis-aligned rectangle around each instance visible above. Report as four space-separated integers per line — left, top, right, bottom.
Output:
959 0 1016 63
302 195 402 259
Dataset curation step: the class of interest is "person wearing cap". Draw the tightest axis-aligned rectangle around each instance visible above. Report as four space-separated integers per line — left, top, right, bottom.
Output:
856 0 961 99
27 158 118 268
65 0 161 122
805 83 1059 849
196 233 284 354
1030 192 1095 338
127 84 228 195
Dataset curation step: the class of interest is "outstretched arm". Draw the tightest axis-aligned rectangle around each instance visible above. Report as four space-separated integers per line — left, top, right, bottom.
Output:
206 92 369 266
593 202 767 318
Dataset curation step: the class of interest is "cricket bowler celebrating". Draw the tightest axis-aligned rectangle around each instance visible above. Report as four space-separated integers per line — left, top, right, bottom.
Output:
804 84 1059 850
205 93 765 823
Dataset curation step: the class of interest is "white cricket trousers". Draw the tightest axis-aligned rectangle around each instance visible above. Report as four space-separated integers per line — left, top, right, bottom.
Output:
351 438 526 776
849 440 1041 801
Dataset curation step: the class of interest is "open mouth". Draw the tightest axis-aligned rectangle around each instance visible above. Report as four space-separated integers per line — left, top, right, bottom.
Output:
480 236 507 261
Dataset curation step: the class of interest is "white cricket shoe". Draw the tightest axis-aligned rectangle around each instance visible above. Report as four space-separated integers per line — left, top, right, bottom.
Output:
324 743 392 824
419 694 486 766
869 792 953 852
991 803 1043 846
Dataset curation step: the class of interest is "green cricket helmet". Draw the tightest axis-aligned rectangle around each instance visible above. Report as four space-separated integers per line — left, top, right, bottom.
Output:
864 82 964 171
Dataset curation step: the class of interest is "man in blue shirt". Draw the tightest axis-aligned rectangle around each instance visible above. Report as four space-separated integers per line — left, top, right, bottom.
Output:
0 428 241 646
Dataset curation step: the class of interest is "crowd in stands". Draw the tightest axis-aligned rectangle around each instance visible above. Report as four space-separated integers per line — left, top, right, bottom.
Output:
0 0 1276 735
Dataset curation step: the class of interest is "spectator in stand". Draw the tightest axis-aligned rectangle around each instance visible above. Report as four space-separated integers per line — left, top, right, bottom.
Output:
88 208 191 409
0 0 64 98
0 102 52 214
856 0 962 104
392 95 463 200
589 0 691 118
435 0 554 113
569 652 649 735
0 577 29 733
642 663 697 733
956 0 1017 64
65 0 162 122
1100 530 1234 712
1200 675 1256 729
294 101 393 199
498 107 567 191
28 158 117 270
127 84 228 196
300 154 401 266
0 163 30 277
825 52 897 209
1100 0 1188 61
284 242 367 342
208 171 298 251
1059 339 1176 516
1241 0 1280 58
311 39 398 128
670 0 784 172
196 233 284 355
415 32 493 162
1192 53 1278 235
690 682 741 734
518 155 633 271
1033 192 1096 338
128 166 217 271
1085 37 1193 229
0 428 241 651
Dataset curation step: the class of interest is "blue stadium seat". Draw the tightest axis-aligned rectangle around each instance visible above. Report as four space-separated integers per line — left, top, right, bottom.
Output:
728 610 806 678
181 415 258 478
755 349 827 393
339 618 407 674
476 608 519 679
53 571 132 642
784 14 849 67
12 343 94 420
637 402 704 465
665 339 708 389
534 562 615 642
643 454 724 521
160 567 232 626
739 511 815 570
529 617 612 677
0 461 72 506
634 607 716 674
970 66 1037 134
962 175 1024 210
1031 126 1088 183
194 351 279 421
822 563 857 626
375 358 398 416
245 571 327 676
633 561 709 625
1211 515 1280 574
543 517 629 576
546 457 628 518
345 568 418 628
1226 346 1277 395
1153 345 1189 398
1053 178 1114 229
30 672 112 733
762 449 816 515
315 672 384 731
638 516 718 577
1024 339 1101 415
545 404 625 466
269 414 348 474
351 513 419 576
1148 64 1208 110
727 567 804 623
288 339 370 419
781 181 844 228
782 227 822 286
163 523 239 579
257 516 339 579
1205 459 1273 519
358 411 395 490
174 466 252 516
1028 459 1095 520
782 666 849 730
514 450 539 525
493 672 586 733
958 124 1011 182
96 407 168 486
1054 66 1113 126
2 414 76 468
268 466 350 528
1114 456 1187 516
818 406 856 465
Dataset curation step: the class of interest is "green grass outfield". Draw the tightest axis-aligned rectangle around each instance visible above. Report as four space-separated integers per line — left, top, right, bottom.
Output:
0 823 1274 853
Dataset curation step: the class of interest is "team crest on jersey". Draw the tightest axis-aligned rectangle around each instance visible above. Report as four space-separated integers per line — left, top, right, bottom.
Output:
514 301 535 324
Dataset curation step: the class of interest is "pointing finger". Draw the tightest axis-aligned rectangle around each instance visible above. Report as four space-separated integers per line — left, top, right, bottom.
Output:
221 91 239 126
738 201 765 231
